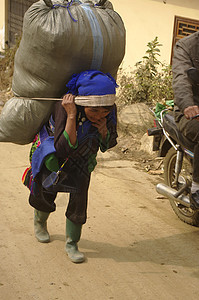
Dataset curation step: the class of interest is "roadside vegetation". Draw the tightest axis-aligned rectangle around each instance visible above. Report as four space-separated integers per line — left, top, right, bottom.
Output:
0 39 20 91
117 37 174 108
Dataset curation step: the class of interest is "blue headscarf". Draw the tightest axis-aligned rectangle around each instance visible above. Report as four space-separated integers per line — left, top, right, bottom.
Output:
66 70 118 96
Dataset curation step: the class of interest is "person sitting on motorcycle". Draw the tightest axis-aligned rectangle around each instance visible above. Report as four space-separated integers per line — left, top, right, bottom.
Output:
172 31 199 210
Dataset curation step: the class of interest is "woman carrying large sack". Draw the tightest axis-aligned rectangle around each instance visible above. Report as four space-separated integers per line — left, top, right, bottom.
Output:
22 70 118 263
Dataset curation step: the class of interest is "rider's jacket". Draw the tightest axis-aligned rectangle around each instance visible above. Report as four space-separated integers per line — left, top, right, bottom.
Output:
172 31 199 122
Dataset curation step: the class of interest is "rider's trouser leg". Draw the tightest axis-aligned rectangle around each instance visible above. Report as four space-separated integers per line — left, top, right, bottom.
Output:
175 114 199 183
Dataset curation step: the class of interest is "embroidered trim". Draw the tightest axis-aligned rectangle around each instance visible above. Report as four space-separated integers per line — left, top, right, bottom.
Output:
74 94 116 106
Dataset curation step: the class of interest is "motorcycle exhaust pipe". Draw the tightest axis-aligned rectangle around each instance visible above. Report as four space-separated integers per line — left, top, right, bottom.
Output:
156 183 190 208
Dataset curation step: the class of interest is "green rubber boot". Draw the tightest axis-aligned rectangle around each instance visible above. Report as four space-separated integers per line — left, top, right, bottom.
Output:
34 209 50 243
65 218 85 263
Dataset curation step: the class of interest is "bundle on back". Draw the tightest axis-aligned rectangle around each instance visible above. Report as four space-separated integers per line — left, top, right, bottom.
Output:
0 0 126 144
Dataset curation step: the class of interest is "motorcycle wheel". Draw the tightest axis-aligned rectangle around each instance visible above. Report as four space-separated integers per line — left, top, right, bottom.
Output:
164 147 199 226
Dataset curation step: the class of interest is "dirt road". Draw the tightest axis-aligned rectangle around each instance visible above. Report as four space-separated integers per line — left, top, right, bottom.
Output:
1 143 199 300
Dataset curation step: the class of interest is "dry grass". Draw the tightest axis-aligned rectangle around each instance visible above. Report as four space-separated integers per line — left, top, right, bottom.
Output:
0 39 20 92
0 40 20 107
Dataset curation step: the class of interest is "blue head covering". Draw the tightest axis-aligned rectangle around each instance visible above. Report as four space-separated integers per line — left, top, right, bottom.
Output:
66 70 118 96
66 70 118 106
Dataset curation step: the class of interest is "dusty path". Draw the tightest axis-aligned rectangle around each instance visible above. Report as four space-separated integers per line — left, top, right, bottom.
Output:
1 143 199 300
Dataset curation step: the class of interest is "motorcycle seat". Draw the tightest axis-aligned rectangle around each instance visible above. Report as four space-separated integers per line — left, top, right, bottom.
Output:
163 113 195 152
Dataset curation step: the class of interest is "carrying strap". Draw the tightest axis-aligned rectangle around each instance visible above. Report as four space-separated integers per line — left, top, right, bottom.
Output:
43 0 108 8
16 95 116 106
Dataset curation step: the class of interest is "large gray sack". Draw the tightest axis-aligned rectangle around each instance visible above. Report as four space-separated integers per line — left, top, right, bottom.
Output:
1 0 125 145
12 0 126 97
0 98 54 144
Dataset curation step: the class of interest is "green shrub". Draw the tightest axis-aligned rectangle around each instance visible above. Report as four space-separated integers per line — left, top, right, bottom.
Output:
117 37 173 106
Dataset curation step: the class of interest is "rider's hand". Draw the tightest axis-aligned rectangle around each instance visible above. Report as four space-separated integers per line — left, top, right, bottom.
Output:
184 105 199 120
62 94 77 119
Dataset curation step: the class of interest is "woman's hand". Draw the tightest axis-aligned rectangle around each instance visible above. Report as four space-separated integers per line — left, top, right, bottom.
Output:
92 118 108 140
62 94 77 119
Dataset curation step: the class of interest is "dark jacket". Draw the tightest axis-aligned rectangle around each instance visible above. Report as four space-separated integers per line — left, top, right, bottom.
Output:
53 101 117 160
172 31 199 121
23 101 118 195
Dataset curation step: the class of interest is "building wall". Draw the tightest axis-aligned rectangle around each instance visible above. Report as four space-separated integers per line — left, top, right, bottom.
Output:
111 0 199 69
0 0 4 29
0 0 5 51
1 0 199 64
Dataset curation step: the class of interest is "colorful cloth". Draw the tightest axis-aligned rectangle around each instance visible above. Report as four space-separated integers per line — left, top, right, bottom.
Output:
22 116 56 193
155 100 174 120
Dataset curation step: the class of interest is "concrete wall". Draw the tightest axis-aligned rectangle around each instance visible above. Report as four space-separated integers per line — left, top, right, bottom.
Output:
111 0 199 69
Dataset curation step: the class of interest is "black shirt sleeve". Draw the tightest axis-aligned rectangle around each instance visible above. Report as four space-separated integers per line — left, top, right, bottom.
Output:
53 101 77 159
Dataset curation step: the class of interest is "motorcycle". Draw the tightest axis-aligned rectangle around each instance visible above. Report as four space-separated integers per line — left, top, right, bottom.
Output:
148 67 199 226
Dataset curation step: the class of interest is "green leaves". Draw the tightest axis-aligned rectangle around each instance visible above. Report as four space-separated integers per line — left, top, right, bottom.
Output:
117 37 173 107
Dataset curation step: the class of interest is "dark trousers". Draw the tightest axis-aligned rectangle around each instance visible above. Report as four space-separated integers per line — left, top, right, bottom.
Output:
176 114 199 182
29 168 91 224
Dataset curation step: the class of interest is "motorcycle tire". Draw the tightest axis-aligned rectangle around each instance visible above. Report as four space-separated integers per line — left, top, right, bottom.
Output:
164 147 199 226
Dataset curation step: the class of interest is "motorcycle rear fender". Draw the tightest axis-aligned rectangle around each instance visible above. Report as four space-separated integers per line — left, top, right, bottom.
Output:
159 135 175 157
153 134 162 151
147 125 163 151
